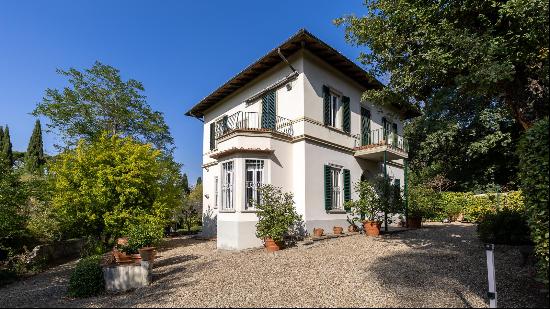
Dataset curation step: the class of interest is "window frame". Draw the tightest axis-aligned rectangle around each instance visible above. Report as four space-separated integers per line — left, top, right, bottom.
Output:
221 160 234 211
328 92 341 128
244 159 265 210
328 164 344 211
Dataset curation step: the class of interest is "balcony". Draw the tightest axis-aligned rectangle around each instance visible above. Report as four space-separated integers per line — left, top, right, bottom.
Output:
214 111 294 141
353 128 408 161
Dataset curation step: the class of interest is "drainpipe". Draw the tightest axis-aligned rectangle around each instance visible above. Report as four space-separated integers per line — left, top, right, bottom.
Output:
384 150 388 232
404 159 408 228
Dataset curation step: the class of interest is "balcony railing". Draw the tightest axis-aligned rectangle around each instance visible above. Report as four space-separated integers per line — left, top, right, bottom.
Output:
353 128 409 152
214 111 294 139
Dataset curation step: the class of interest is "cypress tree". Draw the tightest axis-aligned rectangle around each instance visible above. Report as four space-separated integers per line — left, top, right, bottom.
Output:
0 126 4 151
182 173 190 194
2 125 13 168
25 120 45 174
196 177 202 186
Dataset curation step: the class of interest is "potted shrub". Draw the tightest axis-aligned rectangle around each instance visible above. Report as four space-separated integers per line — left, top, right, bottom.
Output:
333 226 344 235
345 180 384 236
123 216 164 262
255 185 302 252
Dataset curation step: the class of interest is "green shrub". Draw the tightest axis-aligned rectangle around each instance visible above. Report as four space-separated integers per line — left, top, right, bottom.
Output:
518 118 549 284
438 192 470 221
122 216 164 254
407 185 440 219
477 209 531 245
462 194 494 222
80 237 108 258
255 185 302 243
67 255 104 298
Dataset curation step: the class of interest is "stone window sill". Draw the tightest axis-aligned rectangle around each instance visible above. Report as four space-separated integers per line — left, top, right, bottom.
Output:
328 209 347 214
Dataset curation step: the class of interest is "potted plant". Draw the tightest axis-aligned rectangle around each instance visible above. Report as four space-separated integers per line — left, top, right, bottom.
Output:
123 216 164 262
345 180 384 236
255 185 303 252
313 228 324 237
333 226 344 235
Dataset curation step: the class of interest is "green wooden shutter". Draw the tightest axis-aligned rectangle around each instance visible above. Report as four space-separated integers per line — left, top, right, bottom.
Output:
343 169 351 212
209 122 215 150
323 85 330 125
361 107 371 146
342 96 350 133
262 91 276 129
392 123 398 146
324 165 332 211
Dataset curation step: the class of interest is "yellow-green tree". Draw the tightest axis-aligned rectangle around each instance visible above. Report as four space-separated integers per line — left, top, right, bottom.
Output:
50 133 181 240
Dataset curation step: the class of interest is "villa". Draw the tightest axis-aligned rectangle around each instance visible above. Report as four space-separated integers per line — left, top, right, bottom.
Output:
185 29 419 250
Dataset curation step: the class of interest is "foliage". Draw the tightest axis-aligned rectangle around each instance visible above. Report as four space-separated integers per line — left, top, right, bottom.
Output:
49 133 181 240
33 61 173 151
254 185 302 243
477 209 531 245
24 120 45 175
405 104 520 192
122 216 164 254
407 185 439 219
518 118 549 284
0 165 28 251
178 183 202 233
67 255 104 298
439 192 471 221
336 0 549 130
346 180 382 222
80 237 108 258
0 126 13 169
461 194 493 223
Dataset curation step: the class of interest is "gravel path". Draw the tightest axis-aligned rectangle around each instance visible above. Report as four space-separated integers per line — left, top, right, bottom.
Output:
0 223 547 308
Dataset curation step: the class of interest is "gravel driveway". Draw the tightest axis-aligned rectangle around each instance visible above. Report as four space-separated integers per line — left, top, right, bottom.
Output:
0 223 547 308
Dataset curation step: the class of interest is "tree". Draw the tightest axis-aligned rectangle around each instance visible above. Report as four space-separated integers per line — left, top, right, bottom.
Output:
181 173 190 195
0 164 28 251
33 61 174 151
1 126 13 169
405 101 520 191
49 133 181 240
196 177 202 186
25 120 45 174
336 0 549 130
179 183 202 232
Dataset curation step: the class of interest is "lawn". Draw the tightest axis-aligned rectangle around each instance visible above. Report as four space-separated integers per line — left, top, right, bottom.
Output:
0 223 547 308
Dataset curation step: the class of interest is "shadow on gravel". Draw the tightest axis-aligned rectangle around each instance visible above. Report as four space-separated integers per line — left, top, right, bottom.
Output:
368 224 549 308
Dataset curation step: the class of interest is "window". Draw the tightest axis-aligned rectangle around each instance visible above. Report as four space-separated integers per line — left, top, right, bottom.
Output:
330 166 343 210
214 176 219 209
329 93 341 128
245 160 264 209
221 161 234 210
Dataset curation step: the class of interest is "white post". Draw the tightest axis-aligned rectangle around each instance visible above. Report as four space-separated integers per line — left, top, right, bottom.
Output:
485 244 497 308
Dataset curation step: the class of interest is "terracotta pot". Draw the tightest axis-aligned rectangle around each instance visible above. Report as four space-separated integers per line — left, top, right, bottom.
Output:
131 253 142 264
348 225 358 233
113 250 132 264
138 247 157 262
363 220 381 236
264 238 280 252
313 228 324 237
333 226 344 235
407 217 422 229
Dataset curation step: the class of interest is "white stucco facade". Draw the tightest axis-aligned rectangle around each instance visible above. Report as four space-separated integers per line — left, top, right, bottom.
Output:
190 31 412 250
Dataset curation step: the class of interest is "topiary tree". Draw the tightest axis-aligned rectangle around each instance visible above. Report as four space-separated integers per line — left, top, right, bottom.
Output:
49 133 181 241
518 118 549 285
1 126 13 169
67 255 104 298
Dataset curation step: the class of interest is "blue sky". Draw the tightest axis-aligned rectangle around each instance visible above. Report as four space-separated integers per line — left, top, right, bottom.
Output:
0 0 367 183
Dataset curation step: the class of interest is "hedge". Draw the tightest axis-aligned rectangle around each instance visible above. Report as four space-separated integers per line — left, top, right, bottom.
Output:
518 118 549 285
